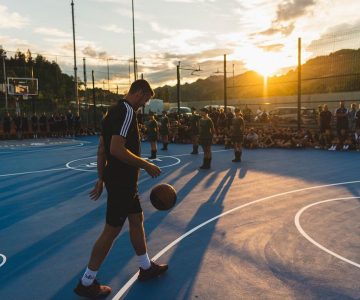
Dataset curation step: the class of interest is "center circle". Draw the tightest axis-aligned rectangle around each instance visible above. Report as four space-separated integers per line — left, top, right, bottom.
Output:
65 155 181 172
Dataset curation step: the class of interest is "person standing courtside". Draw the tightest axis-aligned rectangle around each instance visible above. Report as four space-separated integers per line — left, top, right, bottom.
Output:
74 79 167 298
146 111 159 159
319 104 332 133
198 108 215 169
356 103 360 130
189 107 200 154
231 108 245 162
335 101 348 135
160 110 170 150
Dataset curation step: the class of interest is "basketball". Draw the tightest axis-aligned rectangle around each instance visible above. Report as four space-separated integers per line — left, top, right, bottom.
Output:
150 183 177 211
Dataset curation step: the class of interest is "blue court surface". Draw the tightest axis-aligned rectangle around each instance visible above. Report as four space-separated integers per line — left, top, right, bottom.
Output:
0 136 359 300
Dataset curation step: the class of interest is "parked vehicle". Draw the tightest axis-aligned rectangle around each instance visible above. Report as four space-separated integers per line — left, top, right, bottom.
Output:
268 107 317 124
204 105 236 113
168 106 192 116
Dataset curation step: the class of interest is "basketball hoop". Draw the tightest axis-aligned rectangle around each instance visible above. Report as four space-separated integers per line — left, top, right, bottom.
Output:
7 77 38 96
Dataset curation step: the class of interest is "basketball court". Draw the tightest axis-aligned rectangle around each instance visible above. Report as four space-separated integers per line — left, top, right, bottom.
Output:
0 136 359 299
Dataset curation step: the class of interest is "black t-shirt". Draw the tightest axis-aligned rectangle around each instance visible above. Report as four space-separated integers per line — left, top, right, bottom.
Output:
102 99 140 188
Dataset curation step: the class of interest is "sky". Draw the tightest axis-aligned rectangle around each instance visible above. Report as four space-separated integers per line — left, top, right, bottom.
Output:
1 0 360 92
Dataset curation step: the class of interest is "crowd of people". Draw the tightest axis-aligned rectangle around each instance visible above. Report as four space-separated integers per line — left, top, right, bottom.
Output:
1 101 360 152
0 110 94 139
140 101 360 152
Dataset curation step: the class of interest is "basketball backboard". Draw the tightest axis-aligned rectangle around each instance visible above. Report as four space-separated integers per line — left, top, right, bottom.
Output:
7 77 38 96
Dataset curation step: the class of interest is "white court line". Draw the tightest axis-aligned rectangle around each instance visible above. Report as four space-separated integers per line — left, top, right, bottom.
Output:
65 155 181 172
0 143 88 154
0 148 225 177
112 180 360 300
0 254 6 268
0 167 69 177
295 196 360 268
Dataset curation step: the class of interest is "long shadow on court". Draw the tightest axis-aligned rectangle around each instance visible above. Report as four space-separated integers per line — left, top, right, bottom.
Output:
0 171 93 230
0 203 106 295
123 165 238 299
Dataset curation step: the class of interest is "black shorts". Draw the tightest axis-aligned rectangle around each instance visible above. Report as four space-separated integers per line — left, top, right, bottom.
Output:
232 135 244 143
105 183 142 227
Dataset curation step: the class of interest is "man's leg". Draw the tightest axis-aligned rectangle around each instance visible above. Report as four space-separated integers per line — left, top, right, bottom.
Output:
87 223 123 270
128 212 168 281
74 224 122 297
128 212 147 255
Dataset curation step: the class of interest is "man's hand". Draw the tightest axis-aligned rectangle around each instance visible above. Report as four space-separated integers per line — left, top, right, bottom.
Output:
89 179 104 201
144 162 161 178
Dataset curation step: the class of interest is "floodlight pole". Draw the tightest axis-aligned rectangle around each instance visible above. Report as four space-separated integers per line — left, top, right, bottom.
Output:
92 70 96 129
224 54 227 110
71 0 79 114
177 61 180 115
107 59 110 91
1 50 8 111
297 37 302 131
132 0 137 81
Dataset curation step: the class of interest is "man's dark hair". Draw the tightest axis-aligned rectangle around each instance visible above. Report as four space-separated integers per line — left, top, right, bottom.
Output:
128 79 154 97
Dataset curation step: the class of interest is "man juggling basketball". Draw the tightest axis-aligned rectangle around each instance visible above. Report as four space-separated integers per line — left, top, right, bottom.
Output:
74 80 168 299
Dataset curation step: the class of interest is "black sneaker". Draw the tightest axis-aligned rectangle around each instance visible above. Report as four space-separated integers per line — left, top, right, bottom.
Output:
138 261 168 281
74 279 112 298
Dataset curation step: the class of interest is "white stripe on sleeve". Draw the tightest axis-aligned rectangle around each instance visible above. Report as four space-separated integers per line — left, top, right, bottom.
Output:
120 102 133 137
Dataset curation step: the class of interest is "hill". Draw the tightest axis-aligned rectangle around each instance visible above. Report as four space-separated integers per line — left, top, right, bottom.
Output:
154 48 360 103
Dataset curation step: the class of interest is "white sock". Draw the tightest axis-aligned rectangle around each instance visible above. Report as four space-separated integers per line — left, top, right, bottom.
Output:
137 253 151 270
81 267 98 286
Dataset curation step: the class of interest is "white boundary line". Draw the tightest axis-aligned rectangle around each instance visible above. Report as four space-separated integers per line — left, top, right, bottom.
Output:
0 254 6 268
294 196 360 268
112 180 360 300
0 167 69 177
0 141 89 154
65 155 181 172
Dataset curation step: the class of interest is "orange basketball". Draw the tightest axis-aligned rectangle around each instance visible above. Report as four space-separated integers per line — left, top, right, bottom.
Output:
150 183 177 211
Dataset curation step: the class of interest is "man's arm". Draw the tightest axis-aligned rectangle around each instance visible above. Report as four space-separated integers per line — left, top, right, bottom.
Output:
110 135 160 178
89 136 106 201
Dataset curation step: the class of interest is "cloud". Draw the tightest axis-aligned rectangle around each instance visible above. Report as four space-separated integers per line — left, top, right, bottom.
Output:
0 5 29 29
257 0 317 37
275 0 316 22
100 24 125 34
139 26 209 55
257 43 285 52
0 36 35 52
81 46 114 60
258 23 295 36
34 27 71 38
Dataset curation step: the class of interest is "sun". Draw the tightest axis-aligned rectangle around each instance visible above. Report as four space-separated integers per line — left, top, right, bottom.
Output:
246 51 281 77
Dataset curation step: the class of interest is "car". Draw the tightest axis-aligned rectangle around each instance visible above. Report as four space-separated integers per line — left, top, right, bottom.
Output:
268 107 317 124
204 105 236 113
167 106 192 116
